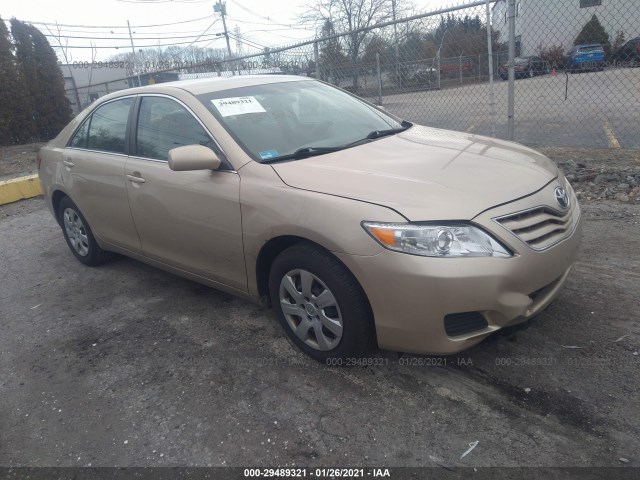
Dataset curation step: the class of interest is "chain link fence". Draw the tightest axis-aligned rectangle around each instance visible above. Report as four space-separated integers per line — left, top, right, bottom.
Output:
63 0 640 149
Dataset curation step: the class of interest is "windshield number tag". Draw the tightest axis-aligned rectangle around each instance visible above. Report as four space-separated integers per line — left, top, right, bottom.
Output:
212 96 266 117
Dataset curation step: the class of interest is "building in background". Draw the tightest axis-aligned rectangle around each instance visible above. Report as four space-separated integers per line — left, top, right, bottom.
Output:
60 64 130 115
60 65 183 114
491 0 640 57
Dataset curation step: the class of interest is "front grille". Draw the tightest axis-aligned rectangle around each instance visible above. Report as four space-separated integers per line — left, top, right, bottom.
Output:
495 204 578 251
444 312 488 337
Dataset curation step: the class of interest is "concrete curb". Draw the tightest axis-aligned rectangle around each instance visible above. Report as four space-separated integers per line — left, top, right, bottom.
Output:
0 174 43 206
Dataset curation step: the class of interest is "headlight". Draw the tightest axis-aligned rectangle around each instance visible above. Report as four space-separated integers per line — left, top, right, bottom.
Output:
362 222 512 258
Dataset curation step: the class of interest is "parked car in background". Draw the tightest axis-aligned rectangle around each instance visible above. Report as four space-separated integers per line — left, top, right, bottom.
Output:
38 76 582 361
498 56 549 80
565 44 605 72
401 63 438 85
614 37 640 64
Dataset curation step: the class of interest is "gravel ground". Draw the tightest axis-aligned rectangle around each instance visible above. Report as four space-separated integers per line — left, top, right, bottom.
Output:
1 142 639 472
539 147 640 204
0 195 638 469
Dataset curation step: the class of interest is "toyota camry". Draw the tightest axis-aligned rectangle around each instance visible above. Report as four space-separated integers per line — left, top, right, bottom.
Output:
38 75 582 361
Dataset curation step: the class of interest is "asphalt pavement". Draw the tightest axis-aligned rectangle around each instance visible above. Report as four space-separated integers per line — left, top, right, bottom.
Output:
377 68 640 150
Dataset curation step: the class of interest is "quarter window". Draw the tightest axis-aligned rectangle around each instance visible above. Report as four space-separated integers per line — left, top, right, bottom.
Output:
69 121 88 148
136 96 214 161
87 98 133 154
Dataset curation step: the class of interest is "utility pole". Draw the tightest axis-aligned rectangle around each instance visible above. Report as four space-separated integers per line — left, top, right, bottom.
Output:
127 20 142 87
214 1 233 60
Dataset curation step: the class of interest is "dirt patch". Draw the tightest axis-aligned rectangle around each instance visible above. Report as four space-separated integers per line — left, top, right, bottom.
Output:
0 142 46 178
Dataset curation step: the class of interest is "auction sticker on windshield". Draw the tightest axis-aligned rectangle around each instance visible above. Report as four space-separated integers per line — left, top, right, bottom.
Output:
211 96 266 116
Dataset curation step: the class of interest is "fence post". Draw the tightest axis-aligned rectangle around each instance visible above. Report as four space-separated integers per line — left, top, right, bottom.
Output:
313 41 320 79
459 55 463 85
507 0 516 140
376 52 382 106
436 55 441 90
392 0 400 89
485 0 496 138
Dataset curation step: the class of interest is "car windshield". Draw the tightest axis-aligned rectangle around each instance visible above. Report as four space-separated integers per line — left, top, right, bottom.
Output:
515 58 530 65
197 80 407 162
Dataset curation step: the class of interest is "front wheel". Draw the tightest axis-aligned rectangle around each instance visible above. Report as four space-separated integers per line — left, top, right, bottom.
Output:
58 196 112 266
269 243 375 362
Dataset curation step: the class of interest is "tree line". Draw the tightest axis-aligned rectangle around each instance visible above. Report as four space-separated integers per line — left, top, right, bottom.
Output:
0 16 71 146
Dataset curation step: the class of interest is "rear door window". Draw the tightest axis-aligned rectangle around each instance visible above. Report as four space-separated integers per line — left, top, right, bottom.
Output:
86 98 133 154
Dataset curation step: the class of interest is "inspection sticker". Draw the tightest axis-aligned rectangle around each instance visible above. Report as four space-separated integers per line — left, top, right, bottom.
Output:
259 149 279 159
211 96 266 116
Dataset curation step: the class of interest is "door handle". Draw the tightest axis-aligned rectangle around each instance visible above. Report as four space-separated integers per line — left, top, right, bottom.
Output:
126 174 146 184
62 160 74 167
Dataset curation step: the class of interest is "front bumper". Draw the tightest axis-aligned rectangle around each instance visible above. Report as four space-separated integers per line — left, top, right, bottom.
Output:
335 182 582 355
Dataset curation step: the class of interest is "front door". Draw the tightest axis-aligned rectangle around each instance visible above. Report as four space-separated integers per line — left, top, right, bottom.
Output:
124 95 246 292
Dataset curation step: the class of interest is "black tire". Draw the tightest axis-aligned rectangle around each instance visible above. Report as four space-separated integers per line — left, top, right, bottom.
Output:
269 243 375 363
58 196 112 266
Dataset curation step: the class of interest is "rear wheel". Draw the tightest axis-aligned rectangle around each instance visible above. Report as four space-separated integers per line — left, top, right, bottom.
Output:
59 197 112 266
269 243 375 362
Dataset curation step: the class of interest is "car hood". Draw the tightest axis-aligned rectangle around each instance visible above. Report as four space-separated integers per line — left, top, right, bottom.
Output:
270 125 558 221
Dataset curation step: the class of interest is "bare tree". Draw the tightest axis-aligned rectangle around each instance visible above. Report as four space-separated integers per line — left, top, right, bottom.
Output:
303 0 393 89
44 22 72 63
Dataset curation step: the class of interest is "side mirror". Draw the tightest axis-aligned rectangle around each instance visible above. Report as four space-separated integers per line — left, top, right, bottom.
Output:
168 145 221 171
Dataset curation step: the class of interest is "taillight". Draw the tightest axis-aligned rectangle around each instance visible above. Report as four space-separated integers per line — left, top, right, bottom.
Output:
36 150 42 170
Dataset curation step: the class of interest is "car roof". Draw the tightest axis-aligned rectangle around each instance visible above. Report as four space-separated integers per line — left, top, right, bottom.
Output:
96 74 312 103
576 44 603 48
157 74 309 95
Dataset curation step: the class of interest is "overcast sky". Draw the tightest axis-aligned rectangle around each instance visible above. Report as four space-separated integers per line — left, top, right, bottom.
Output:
2 0 462 62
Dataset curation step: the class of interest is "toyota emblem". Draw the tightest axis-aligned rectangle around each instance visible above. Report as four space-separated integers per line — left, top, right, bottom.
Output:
554 186 569 209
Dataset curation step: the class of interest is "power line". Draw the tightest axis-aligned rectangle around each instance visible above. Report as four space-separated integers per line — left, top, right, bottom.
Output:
34 24 220 36
178 18 220 51
240 29 315 40
41 32 223 41
225 15 300 28
227 0 288 25
116 0 210 3
12 15 213 29
228 31 266 51
51 36 226 49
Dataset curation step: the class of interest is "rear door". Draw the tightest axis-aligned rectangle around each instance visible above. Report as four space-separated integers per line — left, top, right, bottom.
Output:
62 96 142 253
124 95 246 292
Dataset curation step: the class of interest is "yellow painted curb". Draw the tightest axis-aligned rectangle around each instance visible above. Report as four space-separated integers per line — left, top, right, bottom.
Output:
0 174 44 205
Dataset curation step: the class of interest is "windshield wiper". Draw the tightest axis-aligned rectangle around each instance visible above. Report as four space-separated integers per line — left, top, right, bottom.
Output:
366 121 412 139
260 121 412 163
261 146 345 163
